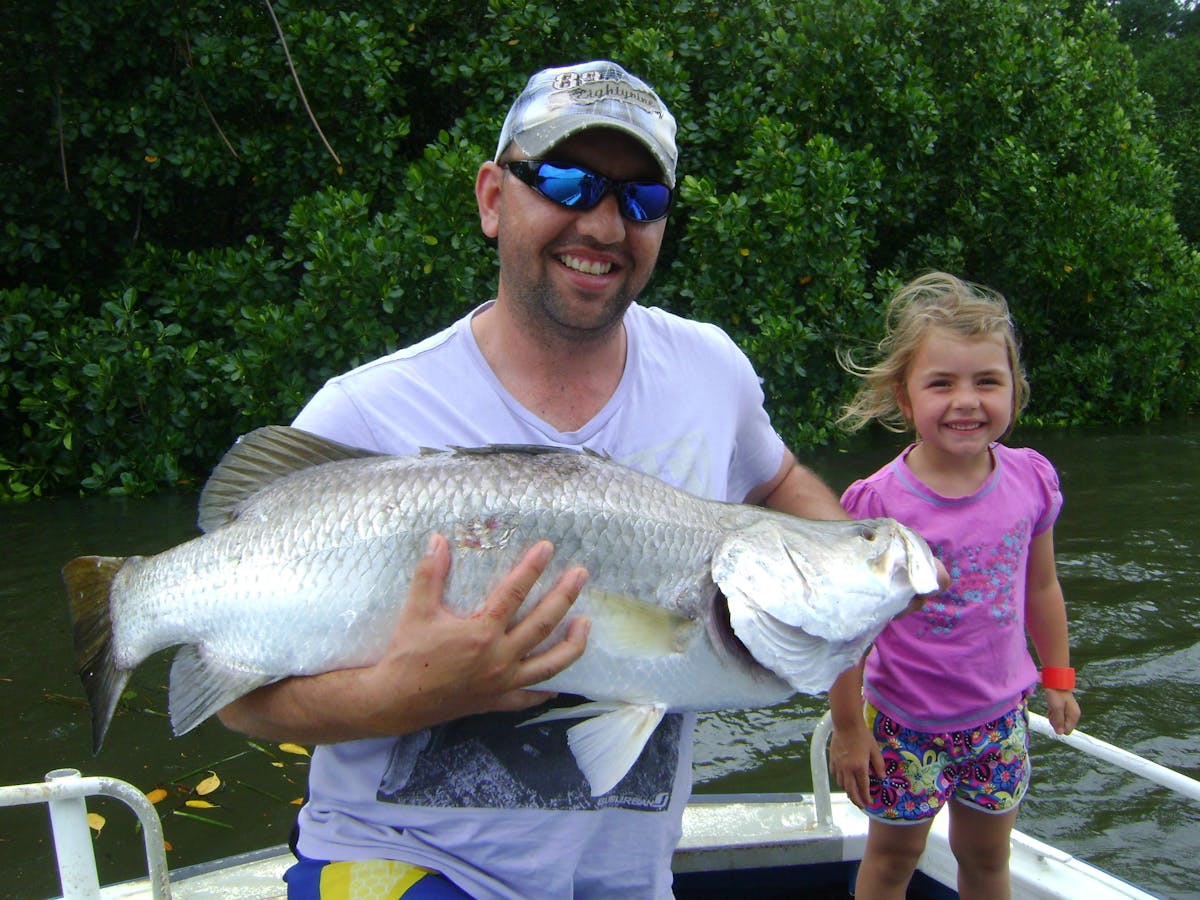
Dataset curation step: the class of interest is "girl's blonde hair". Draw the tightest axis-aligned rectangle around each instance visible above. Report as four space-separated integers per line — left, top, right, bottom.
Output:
838 272 1030 436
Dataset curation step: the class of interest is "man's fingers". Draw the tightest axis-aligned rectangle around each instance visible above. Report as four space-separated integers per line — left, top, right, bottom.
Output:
405 533 450 617
934 558 951 591
509 565 589 650
514 616 590 688
480 540 555 624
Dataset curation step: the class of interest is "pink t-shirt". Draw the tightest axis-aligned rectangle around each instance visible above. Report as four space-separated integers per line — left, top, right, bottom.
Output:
841 443 1062 731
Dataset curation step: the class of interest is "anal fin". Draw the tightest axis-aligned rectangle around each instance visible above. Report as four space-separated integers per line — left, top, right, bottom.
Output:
523 701 668 797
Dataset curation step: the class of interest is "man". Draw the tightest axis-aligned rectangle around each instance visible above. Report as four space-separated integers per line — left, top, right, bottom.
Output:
219 60 847 899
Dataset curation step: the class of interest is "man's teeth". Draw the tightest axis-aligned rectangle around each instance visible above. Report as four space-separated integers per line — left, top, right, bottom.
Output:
561 254 612 276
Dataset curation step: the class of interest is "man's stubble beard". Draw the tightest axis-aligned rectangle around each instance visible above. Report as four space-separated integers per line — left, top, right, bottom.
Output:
522 275 634 347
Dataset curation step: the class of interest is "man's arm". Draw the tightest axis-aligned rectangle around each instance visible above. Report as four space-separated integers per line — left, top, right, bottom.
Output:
217 535 590 744
749 448 849 519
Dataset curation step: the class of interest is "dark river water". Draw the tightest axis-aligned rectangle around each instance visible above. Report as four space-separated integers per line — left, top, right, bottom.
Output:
2 422 1198 899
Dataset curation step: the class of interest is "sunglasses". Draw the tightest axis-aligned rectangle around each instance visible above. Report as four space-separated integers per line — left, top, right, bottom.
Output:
503 160 673 223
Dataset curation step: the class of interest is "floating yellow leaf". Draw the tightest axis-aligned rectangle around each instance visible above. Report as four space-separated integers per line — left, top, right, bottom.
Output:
163 840 174 852
290 797 305 805
279 743 311 757
87 812 105 834
195 772 221 796
146 788 168 804
185 799 218 809
271 761 285 768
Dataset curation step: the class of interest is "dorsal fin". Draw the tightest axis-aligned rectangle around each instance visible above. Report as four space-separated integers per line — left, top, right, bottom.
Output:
443 443 581 457
439 444 610 461
197 425 383 532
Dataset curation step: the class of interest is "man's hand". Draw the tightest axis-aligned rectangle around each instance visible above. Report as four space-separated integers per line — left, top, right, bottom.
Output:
218 535 590 743
362 534 591 726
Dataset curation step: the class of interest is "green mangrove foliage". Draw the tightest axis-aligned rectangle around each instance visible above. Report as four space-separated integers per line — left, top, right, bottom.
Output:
2 0 1198 498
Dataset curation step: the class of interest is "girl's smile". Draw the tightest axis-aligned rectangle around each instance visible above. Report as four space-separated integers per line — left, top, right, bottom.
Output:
898 327 1015 487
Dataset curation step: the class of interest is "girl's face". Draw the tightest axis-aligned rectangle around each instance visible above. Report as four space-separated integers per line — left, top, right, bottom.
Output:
896 327 1015 462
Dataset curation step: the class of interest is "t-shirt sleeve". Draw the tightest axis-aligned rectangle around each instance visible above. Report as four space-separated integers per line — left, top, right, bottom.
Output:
292 381 380 450
840 478 889 519
1024 448 1063 535
711 327 786 502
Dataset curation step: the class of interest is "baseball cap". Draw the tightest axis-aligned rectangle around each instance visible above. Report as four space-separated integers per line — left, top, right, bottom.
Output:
495 61 678 188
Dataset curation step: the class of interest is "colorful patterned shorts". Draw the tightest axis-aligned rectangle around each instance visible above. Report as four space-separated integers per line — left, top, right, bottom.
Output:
284 855 474 899
862 699 1030 823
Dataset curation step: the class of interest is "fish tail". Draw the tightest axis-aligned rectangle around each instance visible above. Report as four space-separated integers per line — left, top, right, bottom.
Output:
63 556 132 753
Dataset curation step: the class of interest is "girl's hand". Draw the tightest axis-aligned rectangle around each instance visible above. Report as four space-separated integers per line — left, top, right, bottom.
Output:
1045 688 1081 735
829 721 885 809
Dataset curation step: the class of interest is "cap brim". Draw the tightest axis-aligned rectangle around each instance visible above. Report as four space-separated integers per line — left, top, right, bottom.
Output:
512 116 676 188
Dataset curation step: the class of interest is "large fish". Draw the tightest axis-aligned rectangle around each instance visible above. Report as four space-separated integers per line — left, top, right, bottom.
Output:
66 426 938 795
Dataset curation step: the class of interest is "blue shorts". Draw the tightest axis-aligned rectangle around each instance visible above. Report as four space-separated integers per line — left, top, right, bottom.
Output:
862 698 1031 823
284 854 474 899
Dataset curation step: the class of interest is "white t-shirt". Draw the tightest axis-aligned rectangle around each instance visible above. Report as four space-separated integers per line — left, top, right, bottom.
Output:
290 301 786 899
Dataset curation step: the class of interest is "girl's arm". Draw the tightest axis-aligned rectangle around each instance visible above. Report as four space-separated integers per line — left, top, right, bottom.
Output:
828 660 884 809
1025 528 1082 735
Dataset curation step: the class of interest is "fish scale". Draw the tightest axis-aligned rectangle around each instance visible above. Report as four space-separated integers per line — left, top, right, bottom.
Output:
64 425 939 796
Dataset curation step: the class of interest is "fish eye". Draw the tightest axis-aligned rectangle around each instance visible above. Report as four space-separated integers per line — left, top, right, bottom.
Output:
856 524 877 542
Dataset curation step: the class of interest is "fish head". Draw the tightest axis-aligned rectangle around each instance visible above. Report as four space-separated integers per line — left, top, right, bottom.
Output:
711 514 939 694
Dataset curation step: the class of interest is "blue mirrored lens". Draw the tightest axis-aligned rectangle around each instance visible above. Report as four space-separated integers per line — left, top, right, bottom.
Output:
620 182 672 221
511 161 672 222
536 164 607 209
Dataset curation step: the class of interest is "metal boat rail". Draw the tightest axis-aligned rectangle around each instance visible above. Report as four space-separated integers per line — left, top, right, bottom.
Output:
6 712 1199 899
0 768 170 900
809 710 1200 827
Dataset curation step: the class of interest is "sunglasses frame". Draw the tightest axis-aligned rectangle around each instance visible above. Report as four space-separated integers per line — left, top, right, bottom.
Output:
502 159 673 223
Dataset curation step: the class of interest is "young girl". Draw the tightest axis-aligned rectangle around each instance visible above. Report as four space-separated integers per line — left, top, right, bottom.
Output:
829 272 1081 899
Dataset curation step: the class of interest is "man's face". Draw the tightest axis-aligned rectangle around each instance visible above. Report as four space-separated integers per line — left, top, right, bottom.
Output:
482 129 668 345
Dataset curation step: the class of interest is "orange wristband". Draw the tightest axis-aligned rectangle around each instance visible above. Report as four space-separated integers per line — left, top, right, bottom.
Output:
1040 666 1076 691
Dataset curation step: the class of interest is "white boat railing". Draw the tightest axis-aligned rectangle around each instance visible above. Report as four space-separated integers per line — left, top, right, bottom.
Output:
0 768 171 900
809 709 1200 828
1025 714 1200 802
8 714 1199 899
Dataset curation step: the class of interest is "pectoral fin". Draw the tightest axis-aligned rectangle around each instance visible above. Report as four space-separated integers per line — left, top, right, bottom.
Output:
522 701 668 796
583 590 696 657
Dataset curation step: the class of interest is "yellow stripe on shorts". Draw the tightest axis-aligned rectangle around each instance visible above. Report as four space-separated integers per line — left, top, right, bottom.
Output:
319 859 436 899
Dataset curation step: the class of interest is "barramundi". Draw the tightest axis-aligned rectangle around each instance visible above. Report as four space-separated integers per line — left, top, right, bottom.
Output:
66 425 938 795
